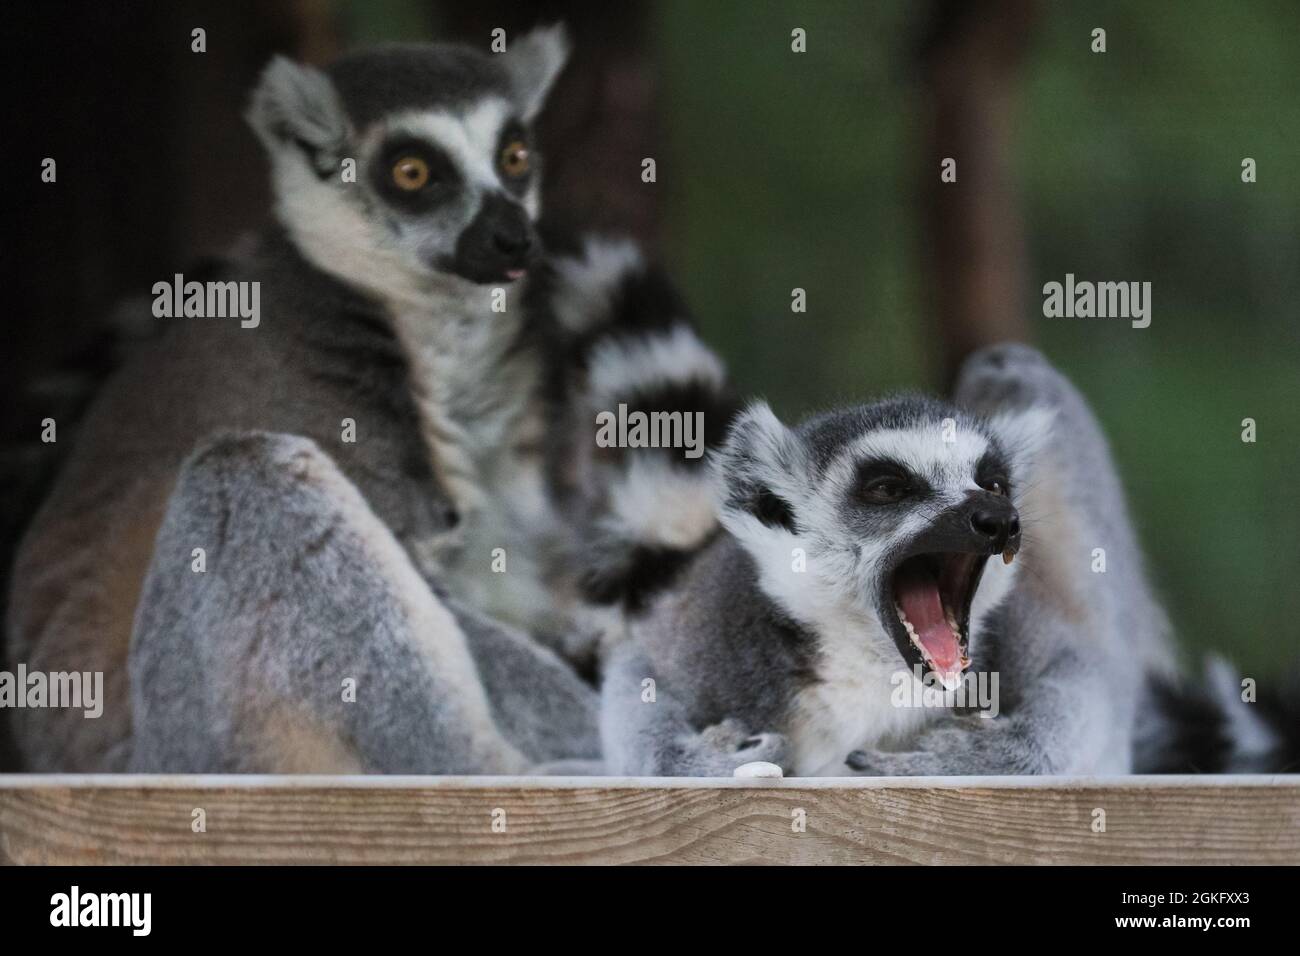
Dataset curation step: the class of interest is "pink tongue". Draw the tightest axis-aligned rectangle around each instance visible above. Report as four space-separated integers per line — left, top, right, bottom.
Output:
894 565 962 677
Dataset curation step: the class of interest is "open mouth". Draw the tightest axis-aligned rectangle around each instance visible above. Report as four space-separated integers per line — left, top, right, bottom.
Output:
889 552 990 689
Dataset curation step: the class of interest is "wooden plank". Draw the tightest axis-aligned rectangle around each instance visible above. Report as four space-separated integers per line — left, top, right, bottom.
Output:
1 775 1297 865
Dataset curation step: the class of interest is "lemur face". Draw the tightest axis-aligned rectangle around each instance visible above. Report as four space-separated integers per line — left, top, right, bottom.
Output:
829 411 1020 689
246 28 569 298
361 102 539 284
716 397 1051 689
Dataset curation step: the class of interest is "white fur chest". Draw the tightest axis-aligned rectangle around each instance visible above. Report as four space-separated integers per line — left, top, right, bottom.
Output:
388 287 563 630
389 288 535 508
786 613 935 776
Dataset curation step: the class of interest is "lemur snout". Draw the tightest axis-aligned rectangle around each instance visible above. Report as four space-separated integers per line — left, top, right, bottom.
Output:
492 220 533 256
968 501 1020 552
451 191 538 283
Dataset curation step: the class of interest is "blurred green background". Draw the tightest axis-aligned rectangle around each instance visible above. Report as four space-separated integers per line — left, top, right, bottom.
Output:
353 0 1300 670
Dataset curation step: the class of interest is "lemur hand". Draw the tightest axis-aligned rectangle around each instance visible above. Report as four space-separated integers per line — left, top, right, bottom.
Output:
678 718 789 776
844 720 1047 776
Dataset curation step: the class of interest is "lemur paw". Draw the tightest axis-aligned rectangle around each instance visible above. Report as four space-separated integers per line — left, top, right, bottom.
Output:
691 719 789 775
843 749 885 775
843 748 938 777
696 717 752 750
736 732 787 760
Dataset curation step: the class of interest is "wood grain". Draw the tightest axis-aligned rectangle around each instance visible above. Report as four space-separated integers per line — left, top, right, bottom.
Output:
1 775 1297 865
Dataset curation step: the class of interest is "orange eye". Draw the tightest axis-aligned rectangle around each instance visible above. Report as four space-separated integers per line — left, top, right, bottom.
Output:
499 140 530 177
392 156 429 191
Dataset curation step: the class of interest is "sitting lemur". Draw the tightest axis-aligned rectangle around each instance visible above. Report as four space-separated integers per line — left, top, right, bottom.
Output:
5 27 732 774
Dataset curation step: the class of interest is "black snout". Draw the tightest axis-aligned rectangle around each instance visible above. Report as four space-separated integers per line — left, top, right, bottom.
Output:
491 217 532 256
450 192 537 284
967 498 1021 553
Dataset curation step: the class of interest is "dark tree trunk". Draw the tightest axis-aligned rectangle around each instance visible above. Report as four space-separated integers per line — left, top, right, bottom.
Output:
919 0 1038 386
0 0 328 772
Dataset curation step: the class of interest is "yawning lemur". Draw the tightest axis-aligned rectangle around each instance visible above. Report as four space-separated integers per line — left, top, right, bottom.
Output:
602 344 1186 776
5 27 731 773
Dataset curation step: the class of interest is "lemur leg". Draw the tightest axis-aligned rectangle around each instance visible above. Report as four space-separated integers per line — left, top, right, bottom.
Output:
600 642 788 776
443 595 601 765
848 344 1163 775
959 342 1174 714
128 431 529 774
954 341 1169 649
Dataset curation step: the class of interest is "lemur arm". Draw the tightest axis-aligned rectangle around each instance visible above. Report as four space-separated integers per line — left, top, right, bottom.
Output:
599 642 788 776
844 644 1116 776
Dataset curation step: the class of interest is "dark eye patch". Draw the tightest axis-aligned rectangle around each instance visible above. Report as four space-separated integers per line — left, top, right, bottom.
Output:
852 457 930 503
753 487 798 533
372 136 462 213
974 450 1012 495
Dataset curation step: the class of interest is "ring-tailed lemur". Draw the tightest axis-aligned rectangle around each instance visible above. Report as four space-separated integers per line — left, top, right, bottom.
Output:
601 344 1180 776
840 345 1298 776
5 26 731 774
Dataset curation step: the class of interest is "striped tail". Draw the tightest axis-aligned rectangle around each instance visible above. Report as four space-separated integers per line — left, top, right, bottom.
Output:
541 236 738 613
1135 655 1300 773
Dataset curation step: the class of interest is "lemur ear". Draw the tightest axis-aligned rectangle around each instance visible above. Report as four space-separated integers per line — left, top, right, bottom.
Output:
713 401 805 534
988 406 1057 484
246 55 349 174
501 24 571 120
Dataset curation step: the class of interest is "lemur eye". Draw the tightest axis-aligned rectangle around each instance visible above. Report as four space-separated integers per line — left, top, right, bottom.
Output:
499 141 530 177
392 156 430 191
862 477 911 504
982 478 1009 496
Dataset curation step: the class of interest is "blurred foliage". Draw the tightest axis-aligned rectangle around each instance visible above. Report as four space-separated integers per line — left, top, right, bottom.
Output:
657 0 1299 670
658 0 925 410
337 0 435 44
1021 1 1300 672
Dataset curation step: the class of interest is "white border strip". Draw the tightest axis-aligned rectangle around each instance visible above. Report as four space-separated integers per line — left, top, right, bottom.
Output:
0 773 1296 790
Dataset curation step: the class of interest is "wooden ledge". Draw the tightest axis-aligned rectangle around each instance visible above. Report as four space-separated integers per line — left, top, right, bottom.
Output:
1 774 1297 865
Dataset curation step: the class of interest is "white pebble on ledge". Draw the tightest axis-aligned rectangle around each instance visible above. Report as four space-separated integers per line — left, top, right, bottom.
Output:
733 761 784 779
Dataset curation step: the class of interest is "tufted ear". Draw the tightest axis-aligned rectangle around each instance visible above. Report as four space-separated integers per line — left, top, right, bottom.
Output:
712 401 806 534
987 406 1057 487
501 24 571 120
246 55 350 175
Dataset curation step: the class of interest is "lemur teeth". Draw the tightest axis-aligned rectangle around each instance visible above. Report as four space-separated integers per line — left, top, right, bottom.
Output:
899 602 966 643
898 601 967 650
